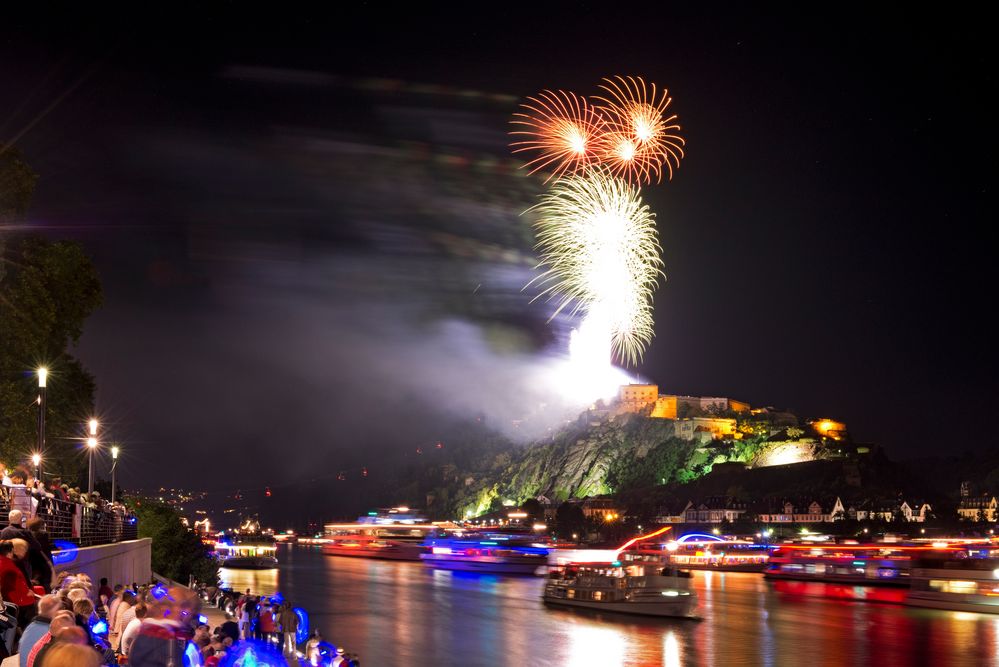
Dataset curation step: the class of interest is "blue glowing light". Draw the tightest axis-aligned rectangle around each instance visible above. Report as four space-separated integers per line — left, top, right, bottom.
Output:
52 540 78 565
294 607 310 645
677 533 725 543
91 620 107 635
198 614 208 625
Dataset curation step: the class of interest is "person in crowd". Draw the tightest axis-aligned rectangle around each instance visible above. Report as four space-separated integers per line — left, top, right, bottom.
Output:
0 540 37 626
278 600 298 655
1 512 46 584
71 598 95 627
238 595 251 639
17 594 62 667
0 464 11 486
24 610 76 667
129 585 202 667
24 518 53 591
258 600 276 644
219 618 240 644
96 578 113 612
331 646 347 667
36 642 102 667
120 600 146 657
5 471 36 516
304 630 322 666
105 584 125 633
109 590 135 652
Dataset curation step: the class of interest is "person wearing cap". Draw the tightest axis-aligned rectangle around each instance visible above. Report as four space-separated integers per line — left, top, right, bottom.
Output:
331 646 347 666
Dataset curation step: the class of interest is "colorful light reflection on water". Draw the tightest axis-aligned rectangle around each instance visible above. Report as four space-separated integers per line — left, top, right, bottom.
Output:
214 545 999 666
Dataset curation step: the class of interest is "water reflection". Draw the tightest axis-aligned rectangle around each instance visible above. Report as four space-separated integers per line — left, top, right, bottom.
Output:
220 546 999 666
219 567 279 596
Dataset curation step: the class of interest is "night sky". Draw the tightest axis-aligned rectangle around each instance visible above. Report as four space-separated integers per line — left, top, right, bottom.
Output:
2 7 993 508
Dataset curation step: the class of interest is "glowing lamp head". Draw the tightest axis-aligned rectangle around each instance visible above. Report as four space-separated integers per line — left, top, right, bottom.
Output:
88 419 99 436
32 454 41 467
665 541 679 552
111 446 120 460
37 367 48 388
87 437 97 449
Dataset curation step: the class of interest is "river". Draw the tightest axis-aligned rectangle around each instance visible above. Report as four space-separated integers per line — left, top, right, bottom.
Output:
218 544 999 666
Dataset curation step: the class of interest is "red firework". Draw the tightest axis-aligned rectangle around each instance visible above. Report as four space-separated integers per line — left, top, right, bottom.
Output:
593 75 685 184
510 89 607 182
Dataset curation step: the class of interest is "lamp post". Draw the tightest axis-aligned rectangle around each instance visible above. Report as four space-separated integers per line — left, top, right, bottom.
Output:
87 418 99 495
110 446 119 505
37 368 47 459
31 453 41 481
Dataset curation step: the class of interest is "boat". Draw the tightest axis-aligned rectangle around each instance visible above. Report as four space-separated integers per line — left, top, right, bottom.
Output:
665 534 771 572
420 532 550 574
215 537 278 569
322 508 439 561
763 542 927 586
908 545 999 613
543 527 698 618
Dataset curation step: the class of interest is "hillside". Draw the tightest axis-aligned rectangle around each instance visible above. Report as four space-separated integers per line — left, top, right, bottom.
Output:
419 409 849 519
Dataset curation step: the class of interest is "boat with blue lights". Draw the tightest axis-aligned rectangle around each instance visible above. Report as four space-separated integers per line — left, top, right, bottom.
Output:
543 527 698 618
665 533 771 572
420 532 550 574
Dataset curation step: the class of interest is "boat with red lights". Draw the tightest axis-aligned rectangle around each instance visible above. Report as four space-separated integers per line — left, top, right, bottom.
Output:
322 509 437 561
420 532 550 574
543 527 698 618
763 541 953 586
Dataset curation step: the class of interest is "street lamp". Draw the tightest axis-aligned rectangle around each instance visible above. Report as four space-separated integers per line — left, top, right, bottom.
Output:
87 434 98 495
111 446 120 504
36 368 47 460
31 453 41 480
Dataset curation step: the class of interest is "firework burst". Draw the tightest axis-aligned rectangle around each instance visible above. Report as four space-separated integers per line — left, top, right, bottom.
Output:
594 75 685 184
510 90 607 182
529 168 664 365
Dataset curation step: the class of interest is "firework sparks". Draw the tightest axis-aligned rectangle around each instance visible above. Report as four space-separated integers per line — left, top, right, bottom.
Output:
594 75 685 184
529 169 664 365
510 90 607 182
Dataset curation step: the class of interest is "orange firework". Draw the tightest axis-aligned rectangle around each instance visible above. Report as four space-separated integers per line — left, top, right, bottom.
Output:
510 89 607 182
593 75 685 184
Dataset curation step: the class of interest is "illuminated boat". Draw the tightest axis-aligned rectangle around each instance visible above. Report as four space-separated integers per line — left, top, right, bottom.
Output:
665 533 771 572
763 542 948 586
322 509 438 561
543 528 698 618
420 533 550 574
215 538 278 569
908 548 999 613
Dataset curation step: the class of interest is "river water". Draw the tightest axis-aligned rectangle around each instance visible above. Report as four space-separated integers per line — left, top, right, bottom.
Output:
219 544 999 666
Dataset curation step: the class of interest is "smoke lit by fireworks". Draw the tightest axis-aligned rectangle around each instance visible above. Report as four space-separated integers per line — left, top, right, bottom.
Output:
594 76 685 184
529 169 664 366
510 90 607 182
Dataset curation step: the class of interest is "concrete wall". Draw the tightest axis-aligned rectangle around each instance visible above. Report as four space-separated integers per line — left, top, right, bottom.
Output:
53 538 152 586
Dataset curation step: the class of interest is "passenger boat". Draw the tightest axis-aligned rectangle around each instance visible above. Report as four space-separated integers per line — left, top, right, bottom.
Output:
322 508 438 561
666 534 771 572
543 527 698 618
908 546 999 613
763 542 928 586
215 537 278 569
420 532 550 574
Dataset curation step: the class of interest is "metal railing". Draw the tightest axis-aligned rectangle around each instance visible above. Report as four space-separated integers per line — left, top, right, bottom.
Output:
1 486 138 547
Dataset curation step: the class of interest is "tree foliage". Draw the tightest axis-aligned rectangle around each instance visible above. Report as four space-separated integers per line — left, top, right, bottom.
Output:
1 148 102 481
133 499 219 584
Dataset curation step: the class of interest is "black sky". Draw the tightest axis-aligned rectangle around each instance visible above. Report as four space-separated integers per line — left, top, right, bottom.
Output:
2 6 994 508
